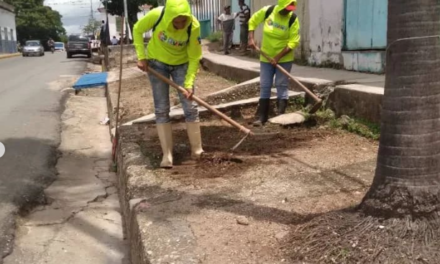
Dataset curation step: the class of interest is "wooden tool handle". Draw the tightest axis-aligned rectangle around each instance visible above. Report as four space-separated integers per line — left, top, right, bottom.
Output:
147 67 253 136
256 48 322 104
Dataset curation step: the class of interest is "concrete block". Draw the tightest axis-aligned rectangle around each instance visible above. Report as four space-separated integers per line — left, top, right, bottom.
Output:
129 91 304 125
342 51 385 74
328 84 383 123
269 112 306 125
201 56 260 83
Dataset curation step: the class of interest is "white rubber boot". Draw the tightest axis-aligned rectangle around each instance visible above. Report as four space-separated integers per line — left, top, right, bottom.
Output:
156 123 173 168
186 122 204 159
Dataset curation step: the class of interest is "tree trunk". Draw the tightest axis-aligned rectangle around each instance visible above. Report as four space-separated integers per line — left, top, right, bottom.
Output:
361 0 440 219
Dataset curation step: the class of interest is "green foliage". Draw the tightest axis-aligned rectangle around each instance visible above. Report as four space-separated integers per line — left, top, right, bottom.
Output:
59 35 68 43
289 96 306 107
315 108 336 122
206 31 222 42
311 109 380 140
5 0 66 44
83 19 101 35
344 118 380 140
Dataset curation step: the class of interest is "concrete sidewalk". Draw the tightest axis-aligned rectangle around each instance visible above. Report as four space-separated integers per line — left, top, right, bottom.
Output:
203 50 385 87
4 94 127 264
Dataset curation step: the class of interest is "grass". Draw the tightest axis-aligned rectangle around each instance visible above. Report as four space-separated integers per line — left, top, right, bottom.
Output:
343 118 380 140
206 31 222 43
313 109 380 140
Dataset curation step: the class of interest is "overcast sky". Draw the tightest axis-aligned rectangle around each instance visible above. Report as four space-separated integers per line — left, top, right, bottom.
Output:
45 0 103 35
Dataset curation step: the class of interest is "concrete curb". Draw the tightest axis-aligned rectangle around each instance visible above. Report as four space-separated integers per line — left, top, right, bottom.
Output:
201 56 260 83
116 142 203 264
328 84 383 123
202 53 385 124
0 53 21 60
130 90 303 125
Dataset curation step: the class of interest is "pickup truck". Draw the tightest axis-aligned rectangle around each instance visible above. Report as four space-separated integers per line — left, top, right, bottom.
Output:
66 35 92 59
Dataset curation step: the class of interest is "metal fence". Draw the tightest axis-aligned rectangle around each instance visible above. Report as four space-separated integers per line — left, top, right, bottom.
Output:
0 27 17 54
190 0 223 34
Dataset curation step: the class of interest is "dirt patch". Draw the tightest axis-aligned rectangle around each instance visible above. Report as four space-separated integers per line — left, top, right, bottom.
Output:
109 69 236 124
119 113 378 263
108 75 154 124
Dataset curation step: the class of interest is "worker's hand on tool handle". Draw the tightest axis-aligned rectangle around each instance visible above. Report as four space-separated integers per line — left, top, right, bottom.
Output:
137 59 148 73
184 88 194 100
270 56 281 66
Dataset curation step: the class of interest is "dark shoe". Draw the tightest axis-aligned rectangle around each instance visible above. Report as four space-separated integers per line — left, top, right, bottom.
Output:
277 99 288 115
253 99 270 126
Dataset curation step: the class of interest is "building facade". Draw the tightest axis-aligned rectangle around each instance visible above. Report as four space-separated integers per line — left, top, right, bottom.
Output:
0 0 17 54
251 0 387 73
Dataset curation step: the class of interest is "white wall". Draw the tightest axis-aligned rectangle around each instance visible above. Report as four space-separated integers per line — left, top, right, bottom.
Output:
0 8 17 41
307 0 344 65
100 13 118 39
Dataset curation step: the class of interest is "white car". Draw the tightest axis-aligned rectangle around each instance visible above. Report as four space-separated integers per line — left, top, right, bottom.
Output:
22 40 44 57
54 42 65 52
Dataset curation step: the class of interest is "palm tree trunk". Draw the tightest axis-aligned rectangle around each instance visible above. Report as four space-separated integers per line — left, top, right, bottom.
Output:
361 0 440 218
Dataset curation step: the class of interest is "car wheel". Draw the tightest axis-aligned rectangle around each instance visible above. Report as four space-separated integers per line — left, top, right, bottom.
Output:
87 53 92 58
22 53 25 57
67 52 72 59
41 52 45 56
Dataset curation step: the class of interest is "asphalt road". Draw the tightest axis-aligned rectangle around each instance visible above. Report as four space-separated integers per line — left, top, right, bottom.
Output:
0 52 87 259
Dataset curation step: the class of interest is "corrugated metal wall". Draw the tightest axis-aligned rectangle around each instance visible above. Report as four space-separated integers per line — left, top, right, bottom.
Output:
190 0 223 34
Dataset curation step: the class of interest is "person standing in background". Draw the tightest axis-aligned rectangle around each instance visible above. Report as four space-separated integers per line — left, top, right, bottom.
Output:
99 20 106 45
217 6 237 55
238 0 250 55
111 36 118 45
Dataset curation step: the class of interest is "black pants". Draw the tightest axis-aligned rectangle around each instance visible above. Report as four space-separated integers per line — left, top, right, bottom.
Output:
240 24 249 50
223 31 233 53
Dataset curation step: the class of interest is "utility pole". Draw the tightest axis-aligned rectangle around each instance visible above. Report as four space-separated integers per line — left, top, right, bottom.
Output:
123 0 129 44
90 0 94 19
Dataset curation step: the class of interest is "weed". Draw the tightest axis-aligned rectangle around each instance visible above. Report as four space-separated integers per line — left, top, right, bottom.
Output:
290 96 306 106
312 109 380 140
345 118 380 140
110 163 117 172
206 31 222 43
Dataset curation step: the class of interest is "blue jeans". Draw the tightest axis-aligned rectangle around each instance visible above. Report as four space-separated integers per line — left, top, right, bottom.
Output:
260 62 293 99
148 60 199 124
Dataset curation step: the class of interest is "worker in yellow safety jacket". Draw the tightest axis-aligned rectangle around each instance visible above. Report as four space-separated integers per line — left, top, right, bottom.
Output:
248 0 300 126
133 0 203 168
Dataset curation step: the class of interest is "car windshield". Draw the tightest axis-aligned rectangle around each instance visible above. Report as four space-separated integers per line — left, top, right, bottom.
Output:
68 36 89 42
55 43 63 47
26 42 40 47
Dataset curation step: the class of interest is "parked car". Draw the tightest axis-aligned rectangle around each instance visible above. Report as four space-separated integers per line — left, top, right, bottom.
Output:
22 40 44 57
66 35 91 58
85 34 100 52
54 42 65 52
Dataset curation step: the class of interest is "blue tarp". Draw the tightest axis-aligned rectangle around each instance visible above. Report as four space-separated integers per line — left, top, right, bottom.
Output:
73 72 108 89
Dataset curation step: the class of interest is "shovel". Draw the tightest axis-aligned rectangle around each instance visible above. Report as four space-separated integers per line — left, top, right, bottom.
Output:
256 47 323 114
